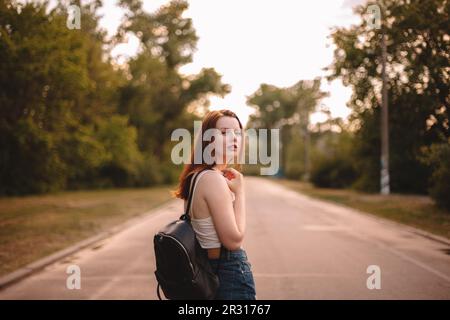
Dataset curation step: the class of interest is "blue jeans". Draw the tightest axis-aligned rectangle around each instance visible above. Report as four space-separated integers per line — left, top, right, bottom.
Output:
208 248 257 300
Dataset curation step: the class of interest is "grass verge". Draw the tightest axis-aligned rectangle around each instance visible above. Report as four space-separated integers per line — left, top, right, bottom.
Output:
0 186 174 277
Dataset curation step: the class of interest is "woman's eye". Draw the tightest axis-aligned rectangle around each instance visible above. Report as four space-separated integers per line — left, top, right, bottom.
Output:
219 129 242 136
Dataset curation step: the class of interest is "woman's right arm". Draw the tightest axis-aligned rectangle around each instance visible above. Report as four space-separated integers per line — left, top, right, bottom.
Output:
202 171 245 250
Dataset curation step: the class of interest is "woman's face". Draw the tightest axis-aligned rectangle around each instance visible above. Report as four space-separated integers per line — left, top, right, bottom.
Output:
214 116 242 164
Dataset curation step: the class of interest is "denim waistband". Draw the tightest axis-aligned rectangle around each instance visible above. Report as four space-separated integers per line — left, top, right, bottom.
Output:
216 247 247 261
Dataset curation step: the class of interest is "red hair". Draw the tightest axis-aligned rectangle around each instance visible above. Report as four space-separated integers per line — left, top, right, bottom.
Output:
172 109 243 200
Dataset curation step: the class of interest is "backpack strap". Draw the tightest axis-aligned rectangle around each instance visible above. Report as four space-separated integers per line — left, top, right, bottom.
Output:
156 283 162 300
181 168 211 221
181 168 223 276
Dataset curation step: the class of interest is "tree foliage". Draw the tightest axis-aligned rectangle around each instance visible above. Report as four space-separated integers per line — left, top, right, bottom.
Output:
326 0 449 193
247 78 327 176
0 0 229 194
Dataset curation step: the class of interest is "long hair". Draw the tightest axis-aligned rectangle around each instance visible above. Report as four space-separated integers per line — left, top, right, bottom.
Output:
172 109 244 200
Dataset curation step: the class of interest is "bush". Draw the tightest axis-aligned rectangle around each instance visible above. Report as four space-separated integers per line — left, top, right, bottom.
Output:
0 117 66 195
308 129 357 188
419 139 450 210
95 115 143 187
310 156 357 188
284 134 305 180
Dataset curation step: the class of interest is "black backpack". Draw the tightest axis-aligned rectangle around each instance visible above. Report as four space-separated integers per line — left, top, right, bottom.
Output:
153 168 221 300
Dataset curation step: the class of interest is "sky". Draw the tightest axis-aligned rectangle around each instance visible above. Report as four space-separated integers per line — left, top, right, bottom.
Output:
97 0 365 126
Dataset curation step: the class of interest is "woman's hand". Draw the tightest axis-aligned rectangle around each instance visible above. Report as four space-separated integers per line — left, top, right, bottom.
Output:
221 168 244 194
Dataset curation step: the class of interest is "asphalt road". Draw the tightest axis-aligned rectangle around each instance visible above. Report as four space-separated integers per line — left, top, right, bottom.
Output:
1 177 449 299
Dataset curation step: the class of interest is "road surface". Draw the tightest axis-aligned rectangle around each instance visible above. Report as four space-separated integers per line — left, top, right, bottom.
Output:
1 177 449 299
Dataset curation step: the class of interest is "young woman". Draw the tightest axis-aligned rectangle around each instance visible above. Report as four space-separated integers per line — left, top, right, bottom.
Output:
173 109 256 300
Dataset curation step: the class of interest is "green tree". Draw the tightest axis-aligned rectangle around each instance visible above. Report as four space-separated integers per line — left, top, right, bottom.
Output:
117 0 231 182
247 79 327 177
309 118 357 188
95 115 143 187
0 0 137 194
419 138 450 210
326 0 449 193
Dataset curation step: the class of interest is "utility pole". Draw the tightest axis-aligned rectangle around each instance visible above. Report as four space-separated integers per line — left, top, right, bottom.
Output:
304 119 310 182
298 101 310 182
380 30 390 195
273 120 284 178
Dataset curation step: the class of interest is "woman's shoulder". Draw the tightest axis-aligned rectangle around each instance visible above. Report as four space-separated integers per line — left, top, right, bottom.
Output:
196 170 235 205
197 169 229 193
198 169 225 184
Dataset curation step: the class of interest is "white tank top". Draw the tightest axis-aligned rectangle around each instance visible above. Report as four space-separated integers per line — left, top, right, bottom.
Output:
186 170 235 249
